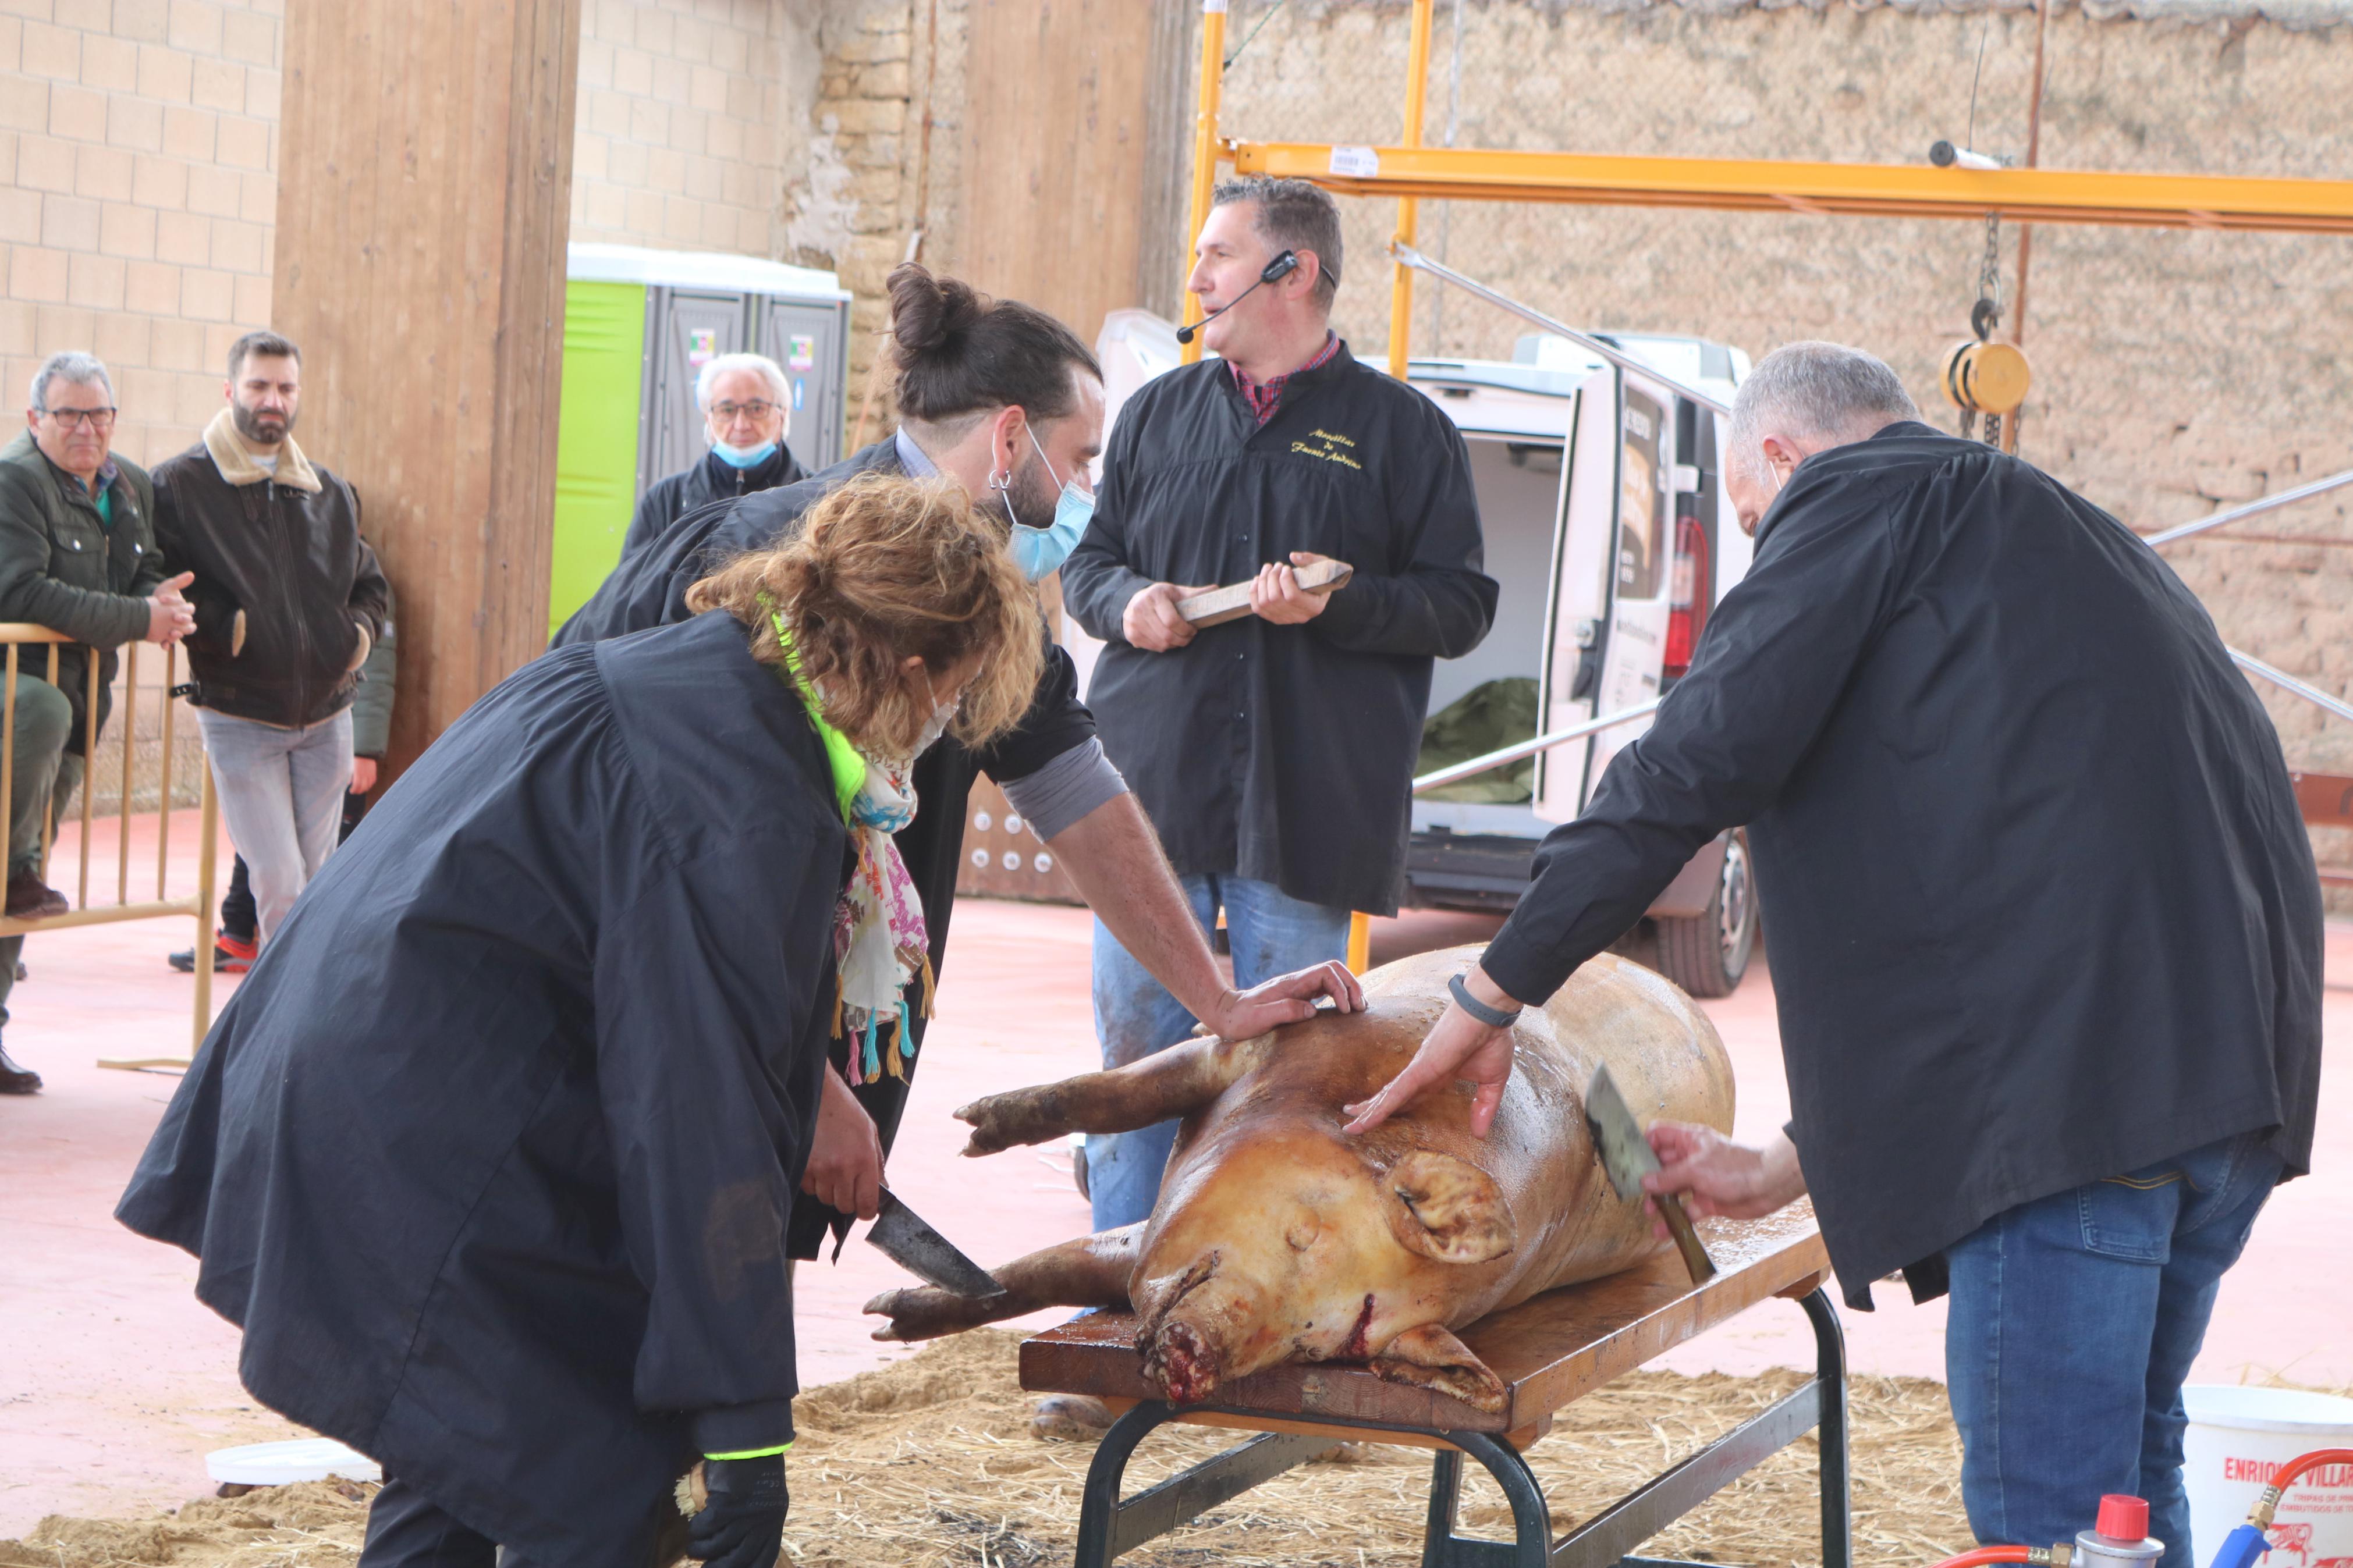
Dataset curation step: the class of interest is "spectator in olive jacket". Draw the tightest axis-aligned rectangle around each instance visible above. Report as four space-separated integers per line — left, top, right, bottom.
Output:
152 331 388 947
0 351 196 1093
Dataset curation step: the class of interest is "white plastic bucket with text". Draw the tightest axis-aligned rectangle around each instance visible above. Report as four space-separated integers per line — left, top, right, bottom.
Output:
2182 1385 2353 1568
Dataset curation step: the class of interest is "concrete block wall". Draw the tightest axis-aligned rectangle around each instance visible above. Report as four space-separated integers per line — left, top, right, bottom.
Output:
567 0 810 258
1 0 283 470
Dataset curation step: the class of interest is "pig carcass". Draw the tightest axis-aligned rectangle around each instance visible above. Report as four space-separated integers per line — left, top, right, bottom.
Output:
863 946 1734 1412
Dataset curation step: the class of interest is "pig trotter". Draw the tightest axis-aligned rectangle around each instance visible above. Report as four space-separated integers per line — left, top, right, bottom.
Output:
864 1284 1016 1342
1368 1323 1509 1413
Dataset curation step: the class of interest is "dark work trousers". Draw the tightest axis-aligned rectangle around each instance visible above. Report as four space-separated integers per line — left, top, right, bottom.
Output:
221 787 370 943
359 1474 669 1568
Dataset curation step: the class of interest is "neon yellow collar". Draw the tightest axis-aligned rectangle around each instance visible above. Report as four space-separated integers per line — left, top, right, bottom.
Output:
769 611 864 825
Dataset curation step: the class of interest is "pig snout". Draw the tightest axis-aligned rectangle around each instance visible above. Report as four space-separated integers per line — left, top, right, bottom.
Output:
1142 1318 1223 1405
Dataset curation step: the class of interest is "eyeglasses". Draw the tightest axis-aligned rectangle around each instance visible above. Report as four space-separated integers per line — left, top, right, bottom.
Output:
42 407 118 431
709 401 779 422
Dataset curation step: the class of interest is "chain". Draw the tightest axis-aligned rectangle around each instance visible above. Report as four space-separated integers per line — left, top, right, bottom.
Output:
1976 212 2003 335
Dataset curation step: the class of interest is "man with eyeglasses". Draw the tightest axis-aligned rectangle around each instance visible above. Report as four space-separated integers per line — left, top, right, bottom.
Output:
0 351 196 1093
618 352 807 561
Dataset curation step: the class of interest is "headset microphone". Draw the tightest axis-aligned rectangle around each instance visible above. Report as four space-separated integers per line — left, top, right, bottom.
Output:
1176 250 1301 345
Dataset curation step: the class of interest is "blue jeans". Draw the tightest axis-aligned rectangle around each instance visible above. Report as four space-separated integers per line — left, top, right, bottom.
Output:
1944 1132 2283 1567
1087 872 1352 1231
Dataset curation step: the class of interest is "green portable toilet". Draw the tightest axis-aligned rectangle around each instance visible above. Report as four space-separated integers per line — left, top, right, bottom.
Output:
550 243 853 637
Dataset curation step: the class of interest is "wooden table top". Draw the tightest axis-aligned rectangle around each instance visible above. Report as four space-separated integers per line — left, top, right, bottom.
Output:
1018 1203 1829 1441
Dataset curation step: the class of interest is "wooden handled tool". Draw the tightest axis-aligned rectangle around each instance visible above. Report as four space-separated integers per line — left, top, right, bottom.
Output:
1584 1062 1718 1286
1175 559 1354 629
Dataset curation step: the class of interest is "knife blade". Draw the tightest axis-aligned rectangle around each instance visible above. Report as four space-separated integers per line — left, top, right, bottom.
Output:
864 1190 1006 1300
1584 1063 1717 1286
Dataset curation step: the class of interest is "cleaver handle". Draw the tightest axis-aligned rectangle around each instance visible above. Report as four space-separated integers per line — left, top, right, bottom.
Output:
1176 559 1353 628
1658 1193 1718 1285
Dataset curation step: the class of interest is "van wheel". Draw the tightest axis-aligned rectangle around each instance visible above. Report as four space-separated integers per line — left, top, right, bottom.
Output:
1653 830 1756 998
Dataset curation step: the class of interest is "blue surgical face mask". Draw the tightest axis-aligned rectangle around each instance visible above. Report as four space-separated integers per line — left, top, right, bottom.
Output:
712 437 780 470
996 425 1094 582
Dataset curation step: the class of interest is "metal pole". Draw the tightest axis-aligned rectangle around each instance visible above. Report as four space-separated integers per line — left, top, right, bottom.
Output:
2231 648 2353 726
1393 241 1732 415
1413 699 1663 795
1180 0 1230 366
2142 467 2353 547
191 759 219 1053
2006 0 2051 457
1387 0 1435 379
157 643 175 898
118 642 135 906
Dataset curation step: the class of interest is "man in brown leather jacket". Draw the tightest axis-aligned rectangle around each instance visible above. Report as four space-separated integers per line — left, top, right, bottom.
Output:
152 331 388 945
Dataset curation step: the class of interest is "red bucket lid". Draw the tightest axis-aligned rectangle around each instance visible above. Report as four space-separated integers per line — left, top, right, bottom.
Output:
2098 1495 2150 1542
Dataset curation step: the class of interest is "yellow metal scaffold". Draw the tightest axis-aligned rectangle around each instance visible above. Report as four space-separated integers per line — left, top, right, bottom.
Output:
1170 0 2353 972
1177 0 2353 382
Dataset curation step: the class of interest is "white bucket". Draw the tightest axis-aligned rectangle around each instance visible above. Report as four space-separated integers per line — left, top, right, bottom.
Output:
2181 1385 2353 1568
205 1437 382 1487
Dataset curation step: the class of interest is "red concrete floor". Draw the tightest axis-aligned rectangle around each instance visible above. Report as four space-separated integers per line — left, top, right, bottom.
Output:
2 817 2348 1534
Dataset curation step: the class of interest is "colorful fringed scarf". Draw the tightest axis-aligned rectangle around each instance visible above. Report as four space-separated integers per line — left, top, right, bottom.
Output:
770 612 935 1084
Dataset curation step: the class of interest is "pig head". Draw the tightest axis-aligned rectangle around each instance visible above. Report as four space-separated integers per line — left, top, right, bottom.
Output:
865 947 1734 1413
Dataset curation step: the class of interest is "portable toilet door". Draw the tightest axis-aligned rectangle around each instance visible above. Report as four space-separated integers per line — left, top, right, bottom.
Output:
755 295 849 477
640 286 751 495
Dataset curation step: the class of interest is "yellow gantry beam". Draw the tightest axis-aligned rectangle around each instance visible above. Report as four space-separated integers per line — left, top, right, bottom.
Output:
1229 142 2353 234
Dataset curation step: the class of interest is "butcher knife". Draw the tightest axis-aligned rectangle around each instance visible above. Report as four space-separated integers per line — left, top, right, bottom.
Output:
864 1190 1006 1300
1176 559 1354 629
1584 1064 1717 1286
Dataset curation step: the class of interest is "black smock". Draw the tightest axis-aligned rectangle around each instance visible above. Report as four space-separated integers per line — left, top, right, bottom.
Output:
1477 423 2324 1310
1060 343 1496 916
553 438 1098 1257
619 444 806 561
116 611 850 1560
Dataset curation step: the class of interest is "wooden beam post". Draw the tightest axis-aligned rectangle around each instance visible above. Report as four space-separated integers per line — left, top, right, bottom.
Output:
272 0 584 776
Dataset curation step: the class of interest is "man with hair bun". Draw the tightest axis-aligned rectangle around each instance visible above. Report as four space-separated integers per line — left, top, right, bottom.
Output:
1061 174 1496 1238
553 264 1362 1296
620 351 807 560
1349 340 2321 1568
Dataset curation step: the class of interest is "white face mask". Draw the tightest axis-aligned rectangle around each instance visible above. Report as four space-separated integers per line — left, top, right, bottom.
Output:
910 676 960 759
1759 443 1786 503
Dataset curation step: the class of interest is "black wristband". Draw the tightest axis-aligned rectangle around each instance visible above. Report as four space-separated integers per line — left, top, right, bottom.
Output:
1448 972 1521 1029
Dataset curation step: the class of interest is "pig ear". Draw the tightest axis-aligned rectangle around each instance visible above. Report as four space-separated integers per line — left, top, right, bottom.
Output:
1385 1150 1515 1264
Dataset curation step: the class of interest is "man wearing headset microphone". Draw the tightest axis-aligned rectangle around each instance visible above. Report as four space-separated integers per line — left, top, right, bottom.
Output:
1061 176 1497 1254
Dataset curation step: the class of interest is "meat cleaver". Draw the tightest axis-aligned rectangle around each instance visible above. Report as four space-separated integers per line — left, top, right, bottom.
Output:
1584 1063 1717 1286
864 1190 1006 1300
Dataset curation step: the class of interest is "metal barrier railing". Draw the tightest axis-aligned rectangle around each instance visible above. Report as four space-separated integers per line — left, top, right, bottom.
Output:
0 623 221 1063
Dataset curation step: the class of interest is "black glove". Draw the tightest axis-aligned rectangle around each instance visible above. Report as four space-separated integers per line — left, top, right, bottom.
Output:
689 1454 787 1568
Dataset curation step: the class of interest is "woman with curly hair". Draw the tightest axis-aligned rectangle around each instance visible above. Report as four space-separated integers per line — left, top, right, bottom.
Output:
119 475 1039 1568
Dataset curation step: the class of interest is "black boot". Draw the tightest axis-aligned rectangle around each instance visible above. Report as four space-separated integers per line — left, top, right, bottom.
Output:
0 1040 40 1095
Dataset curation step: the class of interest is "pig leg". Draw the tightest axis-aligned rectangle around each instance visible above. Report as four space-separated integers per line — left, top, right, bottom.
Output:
1369 1324 1509 1414
956 1031 1275 1156
864 1224 1143 1342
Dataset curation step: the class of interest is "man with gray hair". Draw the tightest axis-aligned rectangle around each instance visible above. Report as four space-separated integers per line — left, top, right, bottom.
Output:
617 350 806 560
0 351 196 1093
1349 340 2319 1567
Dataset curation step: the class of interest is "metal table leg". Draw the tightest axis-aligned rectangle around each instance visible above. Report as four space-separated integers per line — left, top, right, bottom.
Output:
1067 1288 1850 1567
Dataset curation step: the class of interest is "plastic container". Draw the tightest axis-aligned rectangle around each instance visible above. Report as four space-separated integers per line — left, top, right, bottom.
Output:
205 1438 382 1487
2182 1385 2353 1568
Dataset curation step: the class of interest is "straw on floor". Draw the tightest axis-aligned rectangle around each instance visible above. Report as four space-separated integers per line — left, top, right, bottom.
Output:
1 1327 1979 1568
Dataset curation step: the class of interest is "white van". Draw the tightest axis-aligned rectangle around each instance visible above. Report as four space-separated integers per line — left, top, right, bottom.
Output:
1080 314 1762 995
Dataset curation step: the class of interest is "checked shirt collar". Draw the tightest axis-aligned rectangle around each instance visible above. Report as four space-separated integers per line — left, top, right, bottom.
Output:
1229 332 1339 428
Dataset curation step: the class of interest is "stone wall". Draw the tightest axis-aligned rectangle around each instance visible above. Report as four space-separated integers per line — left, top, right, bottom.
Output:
1197 0 2353 880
